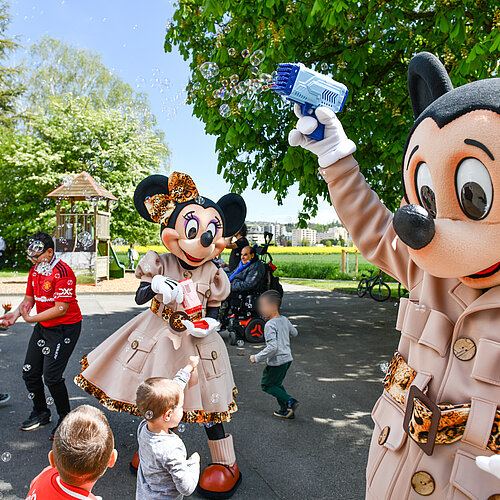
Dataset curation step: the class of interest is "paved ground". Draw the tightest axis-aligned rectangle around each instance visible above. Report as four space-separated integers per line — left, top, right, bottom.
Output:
0 284 398 500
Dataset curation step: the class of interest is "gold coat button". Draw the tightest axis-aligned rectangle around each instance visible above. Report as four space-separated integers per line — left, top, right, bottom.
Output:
411 471 435 496
453 337 476 361
131 340 139 349
211 350 218 360
205 289 211 298
183 271 192 279
378 426 390 445
487 495 500 500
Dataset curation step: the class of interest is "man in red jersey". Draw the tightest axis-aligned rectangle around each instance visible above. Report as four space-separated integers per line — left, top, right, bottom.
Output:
0 232 82 438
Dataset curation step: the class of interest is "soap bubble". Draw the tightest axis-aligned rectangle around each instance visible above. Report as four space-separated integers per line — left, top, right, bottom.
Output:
305 51 311 57
28 393 35 400
46 397 54 405
250 49 265 66
178 423 186 433
59 238 67 245
42 346 50 355
195 196 205 205
37 340 45 348
64 338 71 344
199 61 219 80
259 73 273 85
254 101 263 111
23 364 31 372
230 74 239 84
250 66 260 76
219 87 229 100
144 410 154 420
78 231 92 249
1 452 11 462
219 103 231 117
228 48 236 57
212 88 221 99
241 49 250 58
210 393 220 404
321 63 328 71
206 84 213 92
193 82 201 91
380 362 389 374
224 25 231 34
27 240 44 257
331 393 337 399
236 339 245 347
238 96 253 109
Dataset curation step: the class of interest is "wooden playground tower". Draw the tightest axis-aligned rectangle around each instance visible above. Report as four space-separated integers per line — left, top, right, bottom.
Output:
46 171 123 282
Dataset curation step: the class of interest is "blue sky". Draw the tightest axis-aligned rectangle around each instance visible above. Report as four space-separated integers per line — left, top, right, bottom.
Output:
8 0 337 224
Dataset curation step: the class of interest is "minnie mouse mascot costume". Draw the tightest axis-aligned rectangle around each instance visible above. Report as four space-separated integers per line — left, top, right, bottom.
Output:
75 172 246 499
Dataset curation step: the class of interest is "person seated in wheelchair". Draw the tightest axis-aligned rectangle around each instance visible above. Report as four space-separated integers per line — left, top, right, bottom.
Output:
228 246 266 295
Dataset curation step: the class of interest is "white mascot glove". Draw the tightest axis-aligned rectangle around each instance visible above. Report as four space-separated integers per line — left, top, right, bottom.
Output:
151 275 184 304
181 318 220 338
476 455 500 479
288 104 356 168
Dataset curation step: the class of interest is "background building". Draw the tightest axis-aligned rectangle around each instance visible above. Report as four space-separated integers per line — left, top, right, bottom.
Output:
291 228 317 246
317 226 349 244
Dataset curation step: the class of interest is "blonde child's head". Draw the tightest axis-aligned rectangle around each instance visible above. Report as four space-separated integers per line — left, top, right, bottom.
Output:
136 377 184 428
50 405 117 487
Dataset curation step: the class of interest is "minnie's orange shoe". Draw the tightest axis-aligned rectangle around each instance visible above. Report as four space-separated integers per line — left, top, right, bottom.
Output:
196 434 241 499
197 462 241 499
129 450 140 475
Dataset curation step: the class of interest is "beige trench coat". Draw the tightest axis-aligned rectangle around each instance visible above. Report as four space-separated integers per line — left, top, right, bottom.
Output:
75 251 237 423
321 155 500 499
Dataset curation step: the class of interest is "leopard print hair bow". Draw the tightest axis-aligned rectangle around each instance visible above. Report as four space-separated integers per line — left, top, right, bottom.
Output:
144 172 199 226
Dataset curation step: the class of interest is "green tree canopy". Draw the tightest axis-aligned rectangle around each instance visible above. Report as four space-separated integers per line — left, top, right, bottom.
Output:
0 0 23 124
0 95 169 267
165 0 500 222
21 36 155 126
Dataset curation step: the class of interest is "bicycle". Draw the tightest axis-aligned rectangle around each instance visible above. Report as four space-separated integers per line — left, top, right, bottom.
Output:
357 270 391 302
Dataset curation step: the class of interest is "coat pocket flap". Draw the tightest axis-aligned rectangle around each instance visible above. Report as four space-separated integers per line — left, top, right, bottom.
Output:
471 338 500 386
371 392 407 452
450 450 500 499
400 301 453 356
196 339 220 360
127 331 157 353
196 283 209 294
395 298 409 331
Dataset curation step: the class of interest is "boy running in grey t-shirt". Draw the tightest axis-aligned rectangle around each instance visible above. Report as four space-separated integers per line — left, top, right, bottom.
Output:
250 290 299 419
135 356 200 500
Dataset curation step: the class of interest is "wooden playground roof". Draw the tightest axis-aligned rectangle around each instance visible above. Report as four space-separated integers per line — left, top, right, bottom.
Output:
46 171 117 201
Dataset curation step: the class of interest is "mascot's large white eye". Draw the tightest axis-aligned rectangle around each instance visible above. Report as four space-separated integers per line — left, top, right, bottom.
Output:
455 157 493 220
415 162 436 217
185 217 199 239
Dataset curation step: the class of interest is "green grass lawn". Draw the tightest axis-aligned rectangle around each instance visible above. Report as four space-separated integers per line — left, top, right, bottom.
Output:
281 278 407 297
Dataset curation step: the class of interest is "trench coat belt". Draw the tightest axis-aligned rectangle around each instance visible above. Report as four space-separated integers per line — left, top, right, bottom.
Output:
384 351 500 456
150 297 203 323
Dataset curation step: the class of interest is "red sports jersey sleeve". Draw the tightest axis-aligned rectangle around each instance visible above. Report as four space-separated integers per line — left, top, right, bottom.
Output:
26 268 35 297
53 275 77 302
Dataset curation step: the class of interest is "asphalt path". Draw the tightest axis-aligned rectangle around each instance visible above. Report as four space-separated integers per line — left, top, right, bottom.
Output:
0 284 398 500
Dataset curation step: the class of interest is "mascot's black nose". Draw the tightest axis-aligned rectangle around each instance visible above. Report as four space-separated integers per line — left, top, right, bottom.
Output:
200 231 214 248
393 204 435 250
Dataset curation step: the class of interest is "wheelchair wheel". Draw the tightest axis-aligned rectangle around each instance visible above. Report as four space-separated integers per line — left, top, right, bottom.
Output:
228 330 237 346
244 318 265 343
357 278 368 297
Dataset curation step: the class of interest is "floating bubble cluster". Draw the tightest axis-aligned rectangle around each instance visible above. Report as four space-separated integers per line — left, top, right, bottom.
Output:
199 61 219 80
249 49 265 66
27 240 44 257
78 231 93 250
380 362 389 374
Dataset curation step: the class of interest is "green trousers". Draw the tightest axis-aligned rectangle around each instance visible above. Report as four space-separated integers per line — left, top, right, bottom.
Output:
261 361 292 411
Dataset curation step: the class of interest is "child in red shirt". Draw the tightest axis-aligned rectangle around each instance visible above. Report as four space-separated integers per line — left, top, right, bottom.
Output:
0 232 82 437
26 405 117 500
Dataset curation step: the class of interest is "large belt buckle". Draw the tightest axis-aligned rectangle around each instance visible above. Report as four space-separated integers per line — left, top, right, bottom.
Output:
403 385 441 456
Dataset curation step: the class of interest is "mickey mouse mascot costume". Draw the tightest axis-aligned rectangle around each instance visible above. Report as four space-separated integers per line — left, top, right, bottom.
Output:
75 172 245 499
289 52 500 498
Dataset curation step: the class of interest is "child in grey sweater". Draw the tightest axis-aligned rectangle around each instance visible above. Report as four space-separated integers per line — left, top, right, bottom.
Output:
135 356 200 500
250 290 299 419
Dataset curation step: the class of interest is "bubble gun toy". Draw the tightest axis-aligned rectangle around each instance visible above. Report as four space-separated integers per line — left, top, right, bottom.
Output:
271 62 349 140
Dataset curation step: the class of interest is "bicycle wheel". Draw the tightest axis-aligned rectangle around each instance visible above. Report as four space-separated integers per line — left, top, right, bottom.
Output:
357 278 368 297
370 281 391 302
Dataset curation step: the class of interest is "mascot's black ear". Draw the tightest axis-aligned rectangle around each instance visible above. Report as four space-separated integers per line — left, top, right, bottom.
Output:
217 194 247 238
408 52 454 119
134 174 170 222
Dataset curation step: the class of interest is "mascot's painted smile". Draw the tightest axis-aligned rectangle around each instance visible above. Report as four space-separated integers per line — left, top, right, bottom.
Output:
467 261 500 279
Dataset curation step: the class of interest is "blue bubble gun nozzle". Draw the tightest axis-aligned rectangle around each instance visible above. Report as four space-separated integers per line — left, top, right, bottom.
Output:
271 62 349 141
